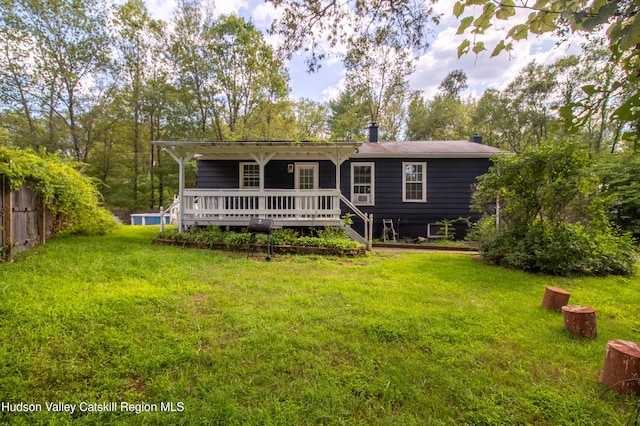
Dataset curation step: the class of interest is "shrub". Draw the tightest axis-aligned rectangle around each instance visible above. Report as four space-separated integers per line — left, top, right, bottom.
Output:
477 219 636 276
473 140 637 277
156 226 363 251
0 147 117 236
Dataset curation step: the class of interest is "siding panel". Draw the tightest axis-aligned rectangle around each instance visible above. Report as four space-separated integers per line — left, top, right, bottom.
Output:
198 156 491 240
342 157 491 239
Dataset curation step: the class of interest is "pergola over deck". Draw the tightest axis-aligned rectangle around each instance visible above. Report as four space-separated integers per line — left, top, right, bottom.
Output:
154 140 363 232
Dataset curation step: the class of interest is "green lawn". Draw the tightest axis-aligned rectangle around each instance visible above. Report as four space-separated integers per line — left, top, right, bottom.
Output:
1 226 639 425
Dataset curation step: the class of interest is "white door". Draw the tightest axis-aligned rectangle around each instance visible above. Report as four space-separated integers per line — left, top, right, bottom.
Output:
295 163 319 211
295 163 318 190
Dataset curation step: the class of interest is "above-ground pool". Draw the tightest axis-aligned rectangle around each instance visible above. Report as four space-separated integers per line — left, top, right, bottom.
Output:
130 213 172 225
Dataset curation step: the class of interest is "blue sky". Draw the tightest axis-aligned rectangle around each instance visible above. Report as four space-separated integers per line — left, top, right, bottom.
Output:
144 0 583 103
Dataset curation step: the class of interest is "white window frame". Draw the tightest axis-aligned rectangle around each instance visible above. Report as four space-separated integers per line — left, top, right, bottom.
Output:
351 162 375 206
294 162 319 190
402 162 427 202
240 162 260 189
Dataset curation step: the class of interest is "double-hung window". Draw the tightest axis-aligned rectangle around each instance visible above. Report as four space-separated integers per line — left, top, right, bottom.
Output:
351 162 374 205
403 162 426 202
240 162 260 189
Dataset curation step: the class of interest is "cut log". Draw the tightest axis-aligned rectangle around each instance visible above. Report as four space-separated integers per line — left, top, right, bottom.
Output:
541 286 571 311
562 305 597 339
601 339 640 395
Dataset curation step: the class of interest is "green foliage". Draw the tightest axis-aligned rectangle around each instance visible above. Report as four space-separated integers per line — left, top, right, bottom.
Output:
328 90 368 140
475 140 597 229
340 213 355 228
0 147 117 235
433 218 457 241
476 217 636 276
596 151 640 235
454 1 640 145
158 225 362 251
474 140 636 276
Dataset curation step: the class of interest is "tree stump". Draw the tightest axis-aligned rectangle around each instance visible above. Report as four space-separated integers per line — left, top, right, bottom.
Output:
562 305 597 339
601 340 640 395
541 286 571 311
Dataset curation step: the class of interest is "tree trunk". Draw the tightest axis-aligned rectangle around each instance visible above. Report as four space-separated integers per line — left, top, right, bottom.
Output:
601 339 640 395
541 286 571 312
562 305 597 339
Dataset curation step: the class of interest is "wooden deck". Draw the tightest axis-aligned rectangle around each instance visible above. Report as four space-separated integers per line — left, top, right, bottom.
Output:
180 189 343 228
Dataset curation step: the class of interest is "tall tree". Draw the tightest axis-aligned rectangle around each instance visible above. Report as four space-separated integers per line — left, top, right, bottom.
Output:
209 15 290 140
555 40 628 153
292 98 330 140
20 0 111 161
113 0 162 209
168 0 220 140
328 90 369 140
406 91 429 141
471 89 506 148
343 41 413 140
438 69 468 99
407 70 473 141
0 5 41 148
502 62 558 151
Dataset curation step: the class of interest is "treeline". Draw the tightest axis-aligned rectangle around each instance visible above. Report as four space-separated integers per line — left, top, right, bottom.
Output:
0 0 309 210
0 0 638 234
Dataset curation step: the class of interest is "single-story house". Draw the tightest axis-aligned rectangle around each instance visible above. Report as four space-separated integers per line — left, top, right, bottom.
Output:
153 128 502 249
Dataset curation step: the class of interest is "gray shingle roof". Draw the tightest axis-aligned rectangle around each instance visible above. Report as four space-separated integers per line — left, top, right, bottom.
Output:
352 141 503 158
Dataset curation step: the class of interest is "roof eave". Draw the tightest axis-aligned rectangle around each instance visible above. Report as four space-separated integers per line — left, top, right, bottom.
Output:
350 152 500 159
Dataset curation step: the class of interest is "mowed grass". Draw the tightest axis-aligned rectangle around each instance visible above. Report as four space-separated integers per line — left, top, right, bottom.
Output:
0 226 639 425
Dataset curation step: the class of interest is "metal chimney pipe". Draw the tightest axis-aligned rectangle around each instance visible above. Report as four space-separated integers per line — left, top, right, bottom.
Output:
368 123 379 143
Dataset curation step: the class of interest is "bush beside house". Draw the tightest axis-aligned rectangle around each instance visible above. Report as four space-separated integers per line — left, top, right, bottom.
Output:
472 140 637 277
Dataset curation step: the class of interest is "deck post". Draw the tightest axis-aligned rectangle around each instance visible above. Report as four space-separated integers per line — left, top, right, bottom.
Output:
325 150 351 217
165 150 195 232
250 153 275 214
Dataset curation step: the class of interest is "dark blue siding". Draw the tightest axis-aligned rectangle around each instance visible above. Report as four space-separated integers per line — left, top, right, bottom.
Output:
341 158 490 239
197 160 336 189
197 160 238 189
197 157 490 240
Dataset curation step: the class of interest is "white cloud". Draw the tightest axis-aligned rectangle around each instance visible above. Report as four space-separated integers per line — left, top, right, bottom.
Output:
145 0 177 22
213 0 248 16
251 1 279 27
410 8 585 100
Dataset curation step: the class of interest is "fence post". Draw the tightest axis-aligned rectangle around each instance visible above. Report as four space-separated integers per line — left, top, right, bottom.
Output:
3 178 12 260
39 198 46 245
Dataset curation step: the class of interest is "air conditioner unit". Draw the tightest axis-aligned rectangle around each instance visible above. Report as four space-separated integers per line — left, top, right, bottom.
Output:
355 194 370 204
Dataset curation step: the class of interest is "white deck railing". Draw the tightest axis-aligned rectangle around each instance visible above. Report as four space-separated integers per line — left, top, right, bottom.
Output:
181 189 342 223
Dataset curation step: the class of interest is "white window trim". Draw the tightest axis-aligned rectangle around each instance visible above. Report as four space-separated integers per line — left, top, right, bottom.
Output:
294 162 319 190
351 162 375 206
402 162 427 203
239 162 260 189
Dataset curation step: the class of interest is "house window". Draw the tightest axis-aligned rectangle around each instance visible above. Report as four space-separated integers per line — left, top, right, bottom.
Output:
403 162 426 202
351 162 374 205
240 162 260 189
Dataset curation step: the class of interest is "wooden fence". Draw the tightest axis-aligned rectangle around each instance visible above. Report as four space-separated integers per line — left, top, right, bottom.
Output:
0 176 54 260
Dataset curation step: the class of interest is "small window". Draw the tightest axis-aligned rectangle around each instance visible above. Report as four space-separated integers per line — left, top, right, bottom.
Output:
403 162 426 202
240 162 260 189
351 162 374 205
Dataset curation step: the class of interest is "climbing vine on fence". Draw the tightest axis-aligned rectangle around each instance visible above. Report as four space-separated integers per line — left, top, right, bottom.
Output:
0 147 116 236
